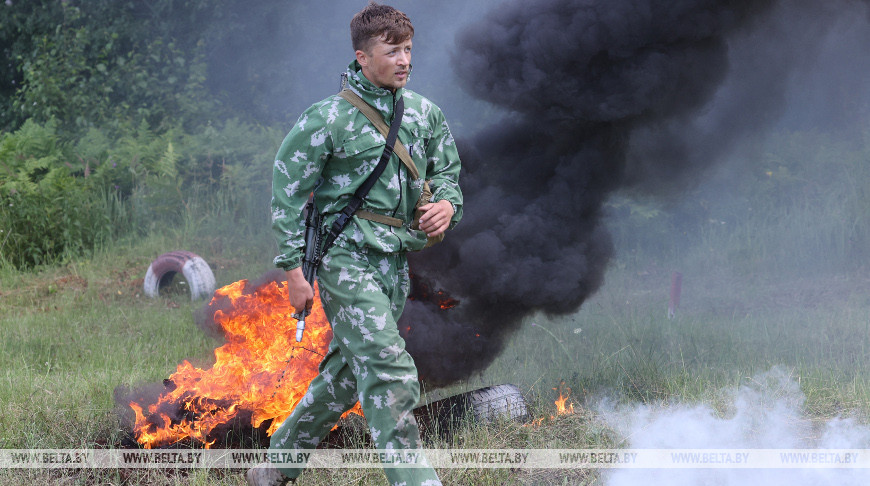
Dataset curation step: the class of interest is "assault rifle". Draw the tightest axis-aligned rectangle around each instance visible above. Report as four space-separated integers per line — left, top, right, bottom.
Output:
292 196 322 342
290 94 405 342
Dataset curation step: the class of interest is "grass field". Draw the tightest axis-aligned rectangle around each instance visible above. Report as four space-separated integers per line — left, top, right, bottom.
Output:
2 225 870 485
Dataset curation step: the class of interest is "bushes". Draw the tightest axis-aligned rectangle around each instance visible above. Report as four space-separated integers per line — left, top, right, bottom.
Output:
2 1 222 134
0 120 111 267
0 119 280 269
0 1 312 270
0 0 310 134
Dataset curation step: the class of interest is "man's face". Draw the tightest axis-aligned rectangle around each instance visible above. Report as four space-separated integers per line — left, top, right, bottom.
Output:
356 36 412 92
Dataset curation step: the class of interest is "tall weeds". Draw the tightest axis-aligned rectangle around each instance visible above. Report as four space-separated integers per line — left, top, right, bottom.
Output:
0 118 279 269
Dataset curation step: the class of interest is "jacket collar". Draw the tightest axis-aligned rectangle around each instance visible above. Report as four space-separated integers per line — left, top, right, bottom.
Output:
345 60 408 119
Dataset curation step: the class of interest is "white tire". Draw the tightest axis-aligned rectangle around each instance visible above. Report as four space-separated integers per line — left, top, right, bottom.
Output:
143 251 216 301
415 383 530 439
463 383 530 422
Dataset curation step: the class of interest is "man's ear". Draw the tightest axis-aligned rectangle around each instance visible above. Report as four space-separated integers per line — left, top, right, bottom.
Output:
355 49 368 68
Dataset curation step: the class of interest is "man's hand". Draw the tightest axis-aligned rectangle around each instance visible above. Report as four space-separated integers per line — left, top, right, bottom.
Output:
417 199 454 238
286 267 315 314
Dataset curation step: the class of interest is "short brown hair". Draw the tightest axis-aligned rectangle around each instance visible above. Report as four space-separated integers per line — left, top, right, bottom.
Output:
350 2 414 53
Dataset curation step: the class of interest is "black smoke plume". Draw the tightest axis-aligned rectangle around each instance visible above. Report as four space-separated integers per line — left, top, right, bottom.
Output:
402 0 870 386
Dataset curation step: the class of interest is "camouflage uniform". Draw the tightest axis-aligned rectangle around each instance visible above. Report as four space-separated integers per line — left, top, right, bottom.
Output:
269 60 463 485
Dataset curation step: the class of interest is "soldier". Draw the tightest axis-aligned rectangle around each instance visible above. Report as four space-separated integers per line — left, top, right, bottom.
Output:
246 2 462 485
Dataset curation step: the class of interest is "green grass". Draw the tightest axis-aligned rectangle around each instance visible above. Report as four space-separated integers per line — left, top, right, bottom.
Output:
2 228 870 485
473 265 870 411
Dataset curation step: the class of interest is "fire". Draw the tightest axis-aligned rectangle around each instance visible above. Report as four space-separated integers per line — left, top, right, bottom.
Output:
129 279 362 449
408 272 459 310
438 294 459 310
524 382 576 427
554 385 575 415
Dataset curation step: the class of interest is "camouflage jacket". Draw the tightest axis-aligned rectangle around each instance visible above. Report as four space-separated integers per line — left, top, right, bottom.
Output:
272 60 463 271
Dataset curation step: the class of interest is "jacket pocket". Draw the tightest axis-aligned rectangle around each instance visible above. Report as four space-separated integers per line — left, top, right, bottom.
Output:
338 131 384 162
325 131 386 187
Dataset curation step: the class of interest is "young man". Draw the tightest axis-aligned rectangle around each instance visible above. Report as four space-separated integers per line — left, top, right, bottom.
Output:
246 3 462 485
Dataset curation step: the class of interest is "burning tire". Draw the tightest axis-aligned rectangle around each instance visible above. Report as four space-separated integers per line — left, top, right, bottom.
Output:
144 251 216 301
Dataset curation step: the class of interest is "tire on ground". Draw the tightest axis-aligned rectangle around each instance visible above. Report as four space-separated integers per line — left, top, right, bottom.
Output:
463 384 530 422
414 383 529 440
144 251 216 301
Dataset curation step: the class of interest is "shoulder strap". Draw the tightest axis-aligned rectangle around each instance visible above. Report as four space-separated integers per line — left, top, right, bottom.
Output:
319 95 405 256
339 89 420 180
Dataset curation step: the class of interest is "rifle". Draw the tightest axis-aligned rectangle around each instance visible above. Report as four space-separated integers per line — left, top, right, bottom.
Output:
290 94 405 342
292 195 322 342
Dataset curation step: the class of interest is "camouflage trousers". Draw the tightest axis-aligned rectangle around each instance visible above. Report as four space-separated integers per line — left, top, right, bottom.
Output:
270 246 441 486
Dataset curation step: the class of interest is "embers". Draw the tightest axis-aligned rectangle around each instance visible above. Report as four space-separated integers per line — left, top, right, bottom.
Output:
408 273 460 310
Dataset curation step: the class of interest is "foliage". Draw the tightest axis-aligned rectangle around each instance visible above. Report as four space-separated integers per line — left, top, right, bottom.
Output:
0 120 113 268
0 0 298 270
0 118 279 269
4 1 216 134
0 0 306 133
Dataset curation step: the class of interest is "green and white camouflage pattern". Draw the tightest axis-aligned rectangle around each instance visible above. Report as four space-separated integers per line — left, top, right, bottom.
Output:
270 247 440 485
271 60 463 271
269 61 461 485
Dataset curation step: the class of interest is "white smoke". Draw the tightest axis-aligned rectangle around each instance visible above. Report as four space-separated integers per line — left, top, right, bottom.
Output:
597 367 870 486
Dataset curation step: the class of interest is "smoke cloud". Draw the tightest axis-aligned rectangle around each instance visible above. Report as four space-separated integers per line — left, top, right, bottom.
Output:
401 0 870 385
598 368 870 486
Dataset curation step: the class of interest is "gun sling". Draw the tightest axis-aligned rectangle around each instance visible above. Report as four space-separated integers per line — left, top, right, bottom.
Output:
319 94 406 257
339 89 420 180
339 89 446 247
293 91 405 343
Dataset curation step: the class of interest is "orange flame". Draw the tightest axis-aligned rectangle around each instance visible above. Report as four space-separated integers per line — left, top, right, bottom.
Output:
554 386 575 415
129 279 362 449
438 293 460 310
523 382 576 427
407 273 459 310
